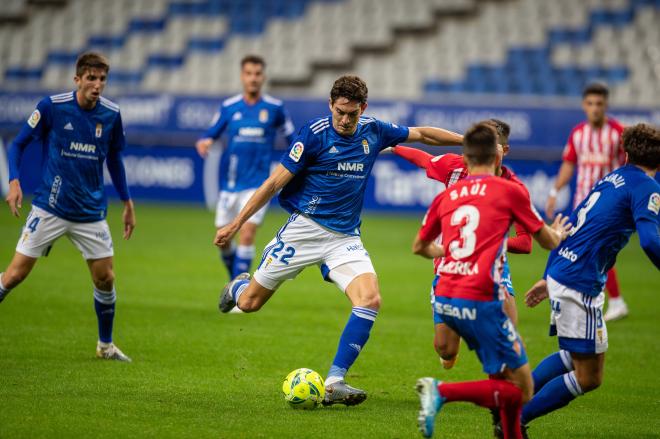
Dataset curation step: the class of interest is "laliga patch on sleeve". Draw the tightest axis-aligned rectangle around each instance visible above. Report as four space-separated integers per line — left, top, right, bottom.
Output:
648 192 660 215
289 142 304 162
27 109 41 128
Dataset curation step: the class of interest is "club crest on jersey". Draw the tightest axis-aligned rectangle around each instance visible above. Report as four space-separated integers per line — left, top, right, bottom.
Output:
95 123 102 138
232 112 242 121
259 109 268 123
649 192 660 215
289 142 304 162
362 139 370 154
27 109 40 128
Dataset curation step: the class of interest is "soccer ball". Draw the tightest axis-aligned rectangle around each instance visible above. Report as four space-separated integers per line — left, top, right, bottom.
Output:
282 368 325 409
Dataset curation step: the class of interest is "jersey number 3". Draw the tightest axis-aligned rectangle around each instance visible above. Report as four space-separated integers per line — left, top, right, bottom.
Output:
569 192 601 236
448 205 480 259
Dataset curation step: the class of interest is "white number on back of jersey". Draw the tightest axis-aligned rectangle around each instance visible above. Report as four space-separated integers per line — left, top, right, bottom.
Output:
449 205 480 259
569 191 601 236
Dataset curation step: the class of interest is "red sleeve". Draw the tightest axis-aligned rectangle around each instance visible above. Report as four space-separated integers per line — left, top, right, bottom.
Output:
562 128 578 163
510 184 545 234
612 119 626 164
508 222 533 254
418 193 444 242
393 145 433 169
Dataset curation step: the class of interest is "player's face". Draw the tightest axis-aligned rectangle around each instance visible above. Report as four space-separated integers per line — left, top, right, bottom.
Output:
74 67 107 108
329 98 367 136
582 94 607 126
241 62 265 96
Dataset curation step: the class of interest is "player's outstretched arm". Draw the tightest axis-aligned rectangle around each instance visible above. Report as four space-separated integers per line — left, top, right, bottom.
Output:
508 223 533 254
412 234 444 259
533 213 572 250
389 145 434 169
5 179 23 217
525 279 549 307
214 164 294 247
195 138 214 158
546 161 575 219
406 127 463 146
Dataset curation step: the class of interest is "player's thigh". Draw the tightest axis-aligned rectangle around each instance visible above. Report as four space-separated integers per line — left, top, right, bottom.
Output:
343 271 380 309
67 219 114 260
323 234 376 295
15 205 67 258
253 213 327 290
547 276 608 354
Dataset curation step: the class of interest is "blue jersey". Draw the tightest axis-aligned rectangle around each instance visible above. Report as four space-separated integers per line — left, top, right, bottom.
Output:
202 94 294 192
279 116 409 235
8 91 127 222
546 165 660 296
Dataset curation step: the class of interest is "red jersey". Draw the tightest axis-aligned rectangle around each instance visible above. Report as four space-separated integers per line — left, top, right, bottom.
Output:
563 118 625 207
419 175 544 301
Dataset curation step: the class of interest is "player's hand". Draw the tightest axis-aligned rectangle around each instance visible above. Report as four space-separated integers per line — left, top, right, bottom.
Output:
214 222 240 247
195 138 213 158
525 279 549 308
550 213 572 241
122 199 136 240
5 179 23 217
545 195 556 220
381 146 394 154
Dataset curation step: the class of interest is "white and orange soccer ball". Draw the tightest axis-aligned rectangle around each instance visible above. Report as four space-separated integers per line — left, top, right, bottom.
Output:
282 368 325 409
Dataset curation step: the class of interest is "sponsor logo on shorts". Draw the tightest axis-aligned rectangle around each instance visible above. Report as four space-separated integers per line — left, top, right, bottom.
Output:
27 109 40 128
289 142 304 162
95 230 110 241
346 243 364 252
434 302 477 320
558 246 578 262
648 192 659 215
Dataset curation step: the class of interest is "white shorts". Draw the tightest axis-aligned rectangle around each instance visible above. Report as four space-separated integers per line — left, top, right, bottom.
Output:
215 189 268 227
15 205 114 260
547 275 608 354
253 213 376 292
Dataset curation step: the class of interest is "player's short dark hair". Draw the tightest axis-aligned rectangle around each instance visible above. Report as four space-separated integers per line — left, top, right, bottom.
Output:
241 54 266 68
485 118 510 144
582 82 609 99
330 75 368 104
463 122 498 166
622 123 660 169
75 52 110 77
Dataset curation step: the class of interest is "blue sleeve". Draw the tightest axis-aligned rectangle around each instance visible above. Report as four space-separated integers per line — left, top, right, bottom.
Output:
8 98 51 181
106 148 131 201
632 183 660 224
637 218 660 269
201 105 229 140
110 111 127 152
276 106 296 145
279 124 318 175
377 119 409 151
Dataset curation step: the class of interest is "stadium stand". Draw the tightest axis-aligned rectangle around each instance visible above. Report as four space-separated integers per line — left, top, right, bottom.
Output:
0 0 658 107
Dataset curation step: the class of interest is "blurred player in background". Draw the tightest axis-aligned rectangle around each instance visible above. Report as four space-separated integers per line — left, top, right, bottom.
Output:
216 75 463 406
522 123 660 431
545 83 629 321
196 55 295 282
392 119 531 369
413 123 571 439
0 52 135 362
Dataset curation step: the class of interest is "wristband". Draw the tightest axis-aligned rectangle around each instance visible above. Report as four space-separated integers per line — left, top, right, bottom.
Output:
549 187 558 197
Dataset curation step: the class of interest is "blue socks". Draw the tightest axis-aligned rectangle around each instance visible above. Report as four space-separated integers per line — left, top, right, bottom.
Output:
231 279 250 305
521 370 583 425
327 307 378 384
532 350 573 392
93 287 116 343
221 245 236 277
232 245 255 278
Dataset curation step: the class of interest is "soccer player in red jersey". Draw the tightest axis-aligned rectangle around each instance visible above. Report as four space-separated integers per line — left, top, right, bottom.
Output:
545 83 628 321
412 123 571 439
391 119 530 370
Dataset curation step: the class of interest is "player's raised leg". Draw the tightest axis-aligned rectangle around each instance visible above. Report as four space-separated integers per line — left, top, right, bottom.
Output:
323 269 379 406
87 257 130 362
0 253 38 303
434 323 460 370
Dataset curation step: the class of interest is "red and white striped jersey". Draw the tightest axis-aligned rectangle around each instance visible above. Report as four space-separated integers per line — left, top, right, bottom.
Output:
562 118 625 207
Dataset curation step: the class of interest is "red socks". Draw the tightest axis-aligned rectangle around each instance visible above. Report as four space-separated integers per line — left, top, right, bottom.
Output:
438 379 523 439
605 267 621 298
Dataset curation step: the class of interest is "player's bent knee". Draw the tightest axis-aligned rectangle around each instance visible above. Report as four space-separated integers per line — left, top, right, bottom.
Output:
576 373 602 393
93 270 115 290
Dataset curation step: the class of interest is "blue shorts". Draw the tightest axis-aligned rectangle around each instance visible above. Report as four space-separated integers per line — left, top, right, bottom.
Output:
433 296 528 375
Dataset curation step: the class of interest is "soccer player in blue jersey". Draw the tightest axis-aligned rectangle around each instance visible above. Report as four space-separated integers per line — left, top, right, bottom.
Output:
195 55 295 281
0 52 135 362
215 75 464 406
519 123 660 432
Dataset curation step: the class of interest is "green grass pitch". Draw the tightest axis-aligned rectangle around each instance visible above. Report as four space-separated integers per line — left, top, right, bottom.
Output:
1 202 658 438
